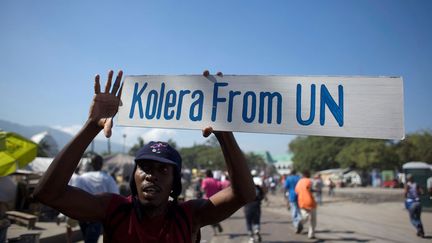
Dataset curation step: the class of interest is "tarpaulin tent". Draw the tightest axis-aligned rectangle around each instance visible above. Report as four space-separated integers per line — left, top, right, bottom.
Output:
0 131 37 176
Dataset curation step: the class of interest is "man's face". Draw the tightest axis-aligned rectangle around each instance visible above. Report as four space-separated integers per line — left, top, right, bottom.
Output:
134 160 174 207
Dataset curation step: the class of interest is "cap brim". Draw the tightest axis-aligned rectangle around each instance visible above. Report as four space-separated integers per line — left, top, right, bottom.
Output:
135 155 178 167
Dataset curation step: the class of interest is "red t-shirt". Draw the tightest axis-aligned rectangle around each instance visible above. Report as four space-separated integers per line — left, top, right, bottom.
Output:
201 177 221 199
103 195 194 243
220 180 231 189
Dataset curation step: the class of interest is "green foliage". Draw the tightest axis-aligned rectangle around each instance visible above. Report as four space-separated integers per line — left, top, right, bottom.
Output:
289 136 352 172
245 152 266 171
335 139 399 170
289 130 432 172
167 139 178 150
179 145 224 170
177 135 267 171
124 130 431 173
128 137 145 156
394 130 432 163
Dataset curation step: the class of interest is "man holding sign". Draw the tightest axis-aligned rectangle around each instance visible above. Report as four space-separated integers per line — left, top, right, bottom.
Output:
34 70 256 243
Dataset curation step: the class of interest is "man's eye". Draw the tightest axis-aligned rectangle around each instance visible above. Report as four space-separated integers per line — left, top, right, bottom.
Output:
160 166 169 174
139 164 151 172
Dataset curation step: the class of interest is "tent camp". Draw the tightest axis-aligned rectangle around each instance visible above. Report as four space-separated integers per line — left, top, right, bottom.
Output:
103 153 135 179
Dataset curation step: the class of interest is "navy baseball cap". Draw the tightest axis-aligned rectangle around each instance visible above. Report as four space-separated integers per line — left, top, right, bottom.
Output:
131 141 183 199
134 141 182 172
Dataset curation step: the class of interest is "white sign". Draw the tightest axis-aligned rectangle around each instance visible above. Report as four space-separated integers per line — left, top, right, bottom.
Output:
117 75 404 140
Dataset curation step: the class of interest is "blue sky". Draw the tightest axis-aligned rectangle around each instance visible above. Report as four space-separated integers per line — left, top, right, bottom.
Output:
1 0 431 155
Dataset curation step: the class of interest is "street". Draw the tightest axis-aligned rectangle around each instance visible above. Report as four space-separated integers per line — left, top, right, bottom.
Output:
200 190 432 243
7 188 430 243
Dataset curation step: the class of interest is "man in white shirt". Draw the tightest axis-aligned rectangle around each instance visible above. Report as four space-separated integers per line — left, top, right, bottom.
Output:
427 176 432 200
72 155 119 243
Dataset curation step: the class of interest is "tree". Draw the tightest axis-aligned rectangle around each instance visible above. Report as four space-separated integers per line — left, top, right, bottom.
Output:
167 138 178 150
287 130 431 173
245 152 266 171
394 130 432 163
289 136 353 172
335 139 400 170
128 137 145 156
179 145 224 170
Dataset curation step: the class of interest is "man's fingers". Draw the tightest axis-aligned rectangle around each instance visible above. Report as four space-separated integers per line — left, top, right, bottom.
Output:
117 83 123 99
94 74 101 94
111 70 123 94
104 70 114 93
203 70 223 78
202 126 214 137
203 70 210 77
104 118 113 138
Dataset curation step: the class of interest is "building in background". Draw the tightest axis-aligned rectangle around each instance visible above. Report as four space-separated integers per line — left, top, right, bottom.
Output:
31 131 59 157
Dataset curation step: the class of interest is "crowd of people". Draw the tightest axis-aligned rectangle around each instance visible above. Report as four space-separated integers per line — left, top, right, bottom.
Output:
52 156 430 243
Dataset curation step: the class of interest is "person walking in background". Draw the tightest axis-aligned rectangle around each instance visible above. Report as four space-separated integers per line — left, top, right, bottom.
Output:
295 170 317 239
427 176 432 200
284 169 302 233
404 174 425 238
73 154 119 243
313 174 323 205
201 169 224 235
244 179 266 243
193 177 203 199
221 174 231 190
328 178 336 197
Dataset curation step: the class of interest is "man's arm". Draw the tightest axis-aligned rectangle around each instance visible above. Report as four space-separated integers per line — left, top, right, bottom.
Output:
34 70 123 221
200 179 205 191
417 184 424 195
404 184 409 198
192 128 256 227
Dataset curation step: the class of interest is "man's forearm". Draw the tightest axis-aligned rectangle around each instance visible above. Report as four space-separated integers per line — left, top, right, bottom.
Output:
34 120 101 202
215 132 255 203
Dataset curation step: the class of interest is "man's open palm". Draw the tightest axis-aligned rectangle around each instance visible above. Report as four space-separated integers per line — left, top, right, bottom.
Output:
89 70 123 138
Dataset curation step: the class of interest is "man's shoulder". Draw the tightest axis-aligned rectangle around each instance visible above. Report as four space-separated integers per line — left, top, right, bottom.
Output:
168 200 204 224
297 178 310 186
106 195 133 215
203 177 217 185
80 171 99 178
180 199 207 214
109 194 131 203
101 171 116 181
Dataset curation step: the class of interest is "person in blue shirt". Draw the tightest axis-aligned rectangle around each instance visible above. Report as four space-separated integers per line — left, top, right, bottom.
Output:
404 174 425 238
284 170 302 233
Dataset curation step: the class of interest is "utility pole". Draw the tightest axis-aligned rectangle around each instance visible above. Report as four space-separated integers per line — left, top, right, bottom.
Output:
107 137 111 155
122 134 127 154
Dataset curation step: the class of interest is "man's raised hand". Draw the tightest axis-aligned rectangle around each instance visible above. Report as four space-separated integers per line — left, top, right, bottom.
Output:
202 70 224 138
89 70 123 138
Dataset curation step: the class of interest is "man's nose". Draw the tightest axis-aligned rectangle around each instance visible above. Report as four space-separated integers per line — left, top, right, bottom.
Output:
145 172 158 182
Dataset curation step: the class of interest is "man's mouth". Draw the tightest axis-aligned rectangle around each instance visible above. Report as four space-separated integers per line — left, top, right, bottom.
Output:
142 185 162 194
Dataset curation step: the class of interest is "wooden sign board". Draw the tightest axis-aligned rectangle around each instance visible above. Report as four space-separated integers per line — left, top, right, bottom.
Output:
117 75 404 140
